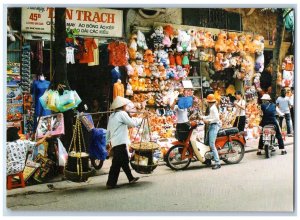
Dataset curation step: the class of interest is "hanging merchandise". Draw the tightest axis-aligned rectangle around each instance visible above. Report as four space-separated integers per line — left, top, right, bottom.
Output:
108 40 129 67
21 45 31 93
39 89 82 113
130 116 159 174
36 113 65 139
79 38 98 63
57 138 68 167
64 117 93 182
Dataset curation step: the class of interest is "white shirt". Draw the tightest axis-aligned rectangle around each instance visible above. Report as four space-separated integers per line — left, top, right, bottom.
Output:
276 96 291 114
202 103 221 124
66 47 75 64
106 111 142 147
289 94 294 107
174 105 189 123
235 99 246 116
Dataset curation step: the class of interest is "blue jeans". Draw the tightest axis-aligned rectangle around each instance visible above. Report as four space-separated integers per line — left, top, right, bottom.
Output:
279 113 292 134
205 123 221 165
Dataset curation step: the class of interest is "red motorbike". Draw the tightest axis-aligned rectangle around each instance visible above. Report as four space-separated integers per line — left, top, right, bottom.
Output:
165 121 246 170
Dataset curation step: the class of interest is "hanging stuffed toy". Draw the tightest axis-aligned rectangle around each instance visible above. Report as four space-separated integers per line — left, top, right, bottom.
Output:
182 51 190 69
143 49 155 64
188 29 198 51
176 30 192 52
215 32 227 52
151 26 164 49
143 61 152 78
214 53 224 72
163 25 174 48
282 55 294 71
196 30 205 47
157 49 170 68
175 51 182 66
226 32 238 53
255 51 265 73
243 34 254 53
128 33 138 60
237 34 246 52
168 49 176 68
204 31 215 49
252 35 265 54
137 30 148 50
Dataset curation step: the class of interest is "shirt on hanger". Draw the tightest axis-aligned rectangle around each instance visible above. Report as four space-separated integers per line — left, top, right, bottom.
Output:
88 39 100 66
66 47 75 64
108 41 129 66
113 81 124 99
79 38 97 63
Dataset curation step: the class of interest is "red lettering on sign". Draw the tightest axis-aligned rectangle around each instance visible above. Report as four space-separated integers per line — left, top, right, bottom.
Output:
76 10 83 20
66 9 73 20
106 13 115 23
83 11 92 21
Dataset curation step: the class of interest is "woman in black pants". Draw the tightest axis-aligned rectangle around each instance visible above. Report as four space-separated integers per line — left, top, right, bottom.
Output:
233 91 246 132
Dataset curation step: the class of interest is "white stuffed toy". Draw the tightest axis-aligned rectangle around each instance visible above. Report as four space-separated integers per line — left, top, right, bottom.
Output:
157 49 170 67
177 30 192 52
137 30 148 50
255 51 265 73
126 83 133 96
282 70 294 87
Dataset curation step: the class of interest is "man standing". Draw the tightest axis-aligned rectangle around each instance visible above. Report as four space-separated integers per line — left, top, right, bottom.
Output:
200 94 222 170
276 89 292 136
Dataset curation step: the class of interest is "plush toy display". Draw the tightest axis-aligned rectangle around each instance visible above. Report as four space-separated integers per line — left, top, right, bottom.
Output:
282 70 293 87
188 29 198 51
175 51 182 66
136 58 145 77
237 34 246 52
144 61 152 78
126 83 133 96
227 32 238 52
158 63 167 81
196 30 205 47
129 76 139 91
150 63 160 79
181 51 189 68
255 52 265 73
129 61 139 77
137 30 148 50
243 34 254 53
151 26 164 49
252 35 264 54
253 73 262 92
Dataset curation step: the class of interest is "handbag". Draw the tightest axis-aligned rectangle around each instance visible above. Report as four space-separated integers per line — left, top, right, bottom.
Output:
39 90 50 110
57 90 76 112
47 90 60 112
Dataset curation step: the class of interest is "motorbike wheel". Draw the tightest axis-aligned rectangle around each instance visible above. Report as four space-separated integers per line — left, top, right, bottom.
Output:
91 159 104 170
223 140 245 164
165 145 191 171
264 144 271 159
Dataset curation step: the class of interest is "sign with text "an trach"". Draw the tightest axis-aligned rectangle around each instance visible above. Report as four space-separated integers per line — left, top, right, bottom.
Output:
21 7 123 37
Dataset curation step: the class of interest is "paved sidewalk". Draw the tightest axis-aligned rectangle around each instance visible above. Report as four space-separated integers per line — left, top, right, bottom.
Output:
6 136 294 197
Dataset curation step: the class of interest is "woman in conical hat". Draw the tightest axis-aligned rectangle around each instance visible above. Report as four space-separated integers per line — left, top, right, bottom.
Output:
106 96 144 189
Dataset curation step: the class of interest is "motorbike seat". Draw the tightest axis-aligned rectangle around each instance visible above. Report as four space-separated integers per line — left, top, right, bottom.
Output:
217 127 239 137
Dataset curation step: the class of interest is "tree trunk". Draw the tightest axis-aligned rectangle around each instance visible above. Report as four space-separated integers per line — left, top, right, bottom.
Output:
53 8 73 150
271 9 284 101
54 8 68 86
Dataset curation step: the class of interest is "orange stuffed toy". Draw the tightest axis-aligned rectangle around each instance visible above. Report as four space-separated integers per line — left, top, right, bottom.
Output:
168 49 176 68
237 34 246 52
203 31 215 48
143 61 152 78
243 34 254 53
252 35 265 54
143 49 155 64
215 32 227 52
175 51 182 66
128 33 137 60
214 53 224 72
227 32 238 53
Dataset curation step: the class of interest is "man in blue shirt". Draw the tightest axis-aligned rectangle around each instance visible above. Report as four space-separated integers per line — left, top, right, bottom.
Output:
257 94 286 155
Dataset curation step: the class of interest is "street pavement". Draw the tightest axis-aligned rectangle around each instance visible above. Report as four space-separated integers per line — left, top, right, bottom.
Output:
6 136 294 197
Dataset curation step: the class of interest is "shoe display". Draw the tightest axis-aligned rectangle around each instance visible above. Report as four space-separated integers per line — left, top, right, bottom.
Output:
129 177 140 184
212 164 221 170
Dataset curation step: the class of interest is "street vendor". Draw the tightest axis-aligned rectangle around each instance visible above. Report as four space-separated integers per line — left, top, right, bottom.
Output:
106 96 147 189
6 127 52 176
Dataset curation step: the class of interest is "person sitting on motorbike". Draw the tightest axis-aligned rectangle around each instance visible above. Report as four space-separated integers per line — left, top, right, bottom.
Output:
200 94 222 170
257 94 286 155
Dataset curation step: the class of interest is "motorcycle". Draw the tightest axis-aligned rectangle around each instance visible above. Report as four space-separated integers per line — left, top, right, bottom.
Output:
261 124 278 158
165 121 246 170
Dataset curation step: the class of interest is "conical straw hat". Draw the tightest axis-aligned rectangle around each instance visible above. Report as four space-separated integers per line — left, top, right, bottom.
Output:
110 96 132 110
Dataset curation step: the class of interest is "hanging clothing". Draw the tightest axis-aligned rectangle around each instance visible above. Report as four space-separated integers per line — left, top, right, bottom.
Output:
88 38 99 66
113 81 124 99
111 68 121 84
79 38 97 63
75 37 85 61
31 80 51 130
66 47 75 64
108 41 129 66
99 44 109 69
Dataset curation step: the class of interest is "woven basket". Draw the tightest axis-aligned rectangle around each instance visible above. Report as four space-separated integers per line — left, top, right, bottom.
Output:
130 160 158 174
64 169 93 182
130 142 159 152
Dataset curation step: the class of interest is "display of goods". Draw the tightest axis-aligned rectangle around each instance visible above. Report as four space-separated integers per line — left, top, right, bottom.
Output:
130 142 159 151
7 104 23 121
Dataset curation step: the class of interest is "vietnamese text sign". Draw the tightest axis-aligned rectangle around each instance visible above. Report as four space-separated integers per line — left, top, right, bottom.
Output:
22 7 123 37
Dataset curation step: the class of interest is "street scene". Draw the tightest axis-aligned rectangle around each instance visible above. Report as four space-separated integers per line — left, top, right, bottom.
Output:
5 5 295 216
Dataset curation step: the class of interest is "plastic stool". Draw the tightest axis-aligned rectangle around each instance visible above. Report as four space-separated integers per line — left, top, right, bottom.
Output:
7 172 26 190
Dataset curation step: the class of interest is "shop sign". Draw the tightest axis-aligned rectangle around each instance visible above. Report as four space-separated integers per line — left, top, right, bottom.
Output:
21 7 123 37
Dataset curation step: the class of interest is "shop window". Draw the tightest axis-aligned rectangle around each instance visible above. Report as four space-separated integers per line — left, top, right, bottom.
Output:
182 8 242 31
